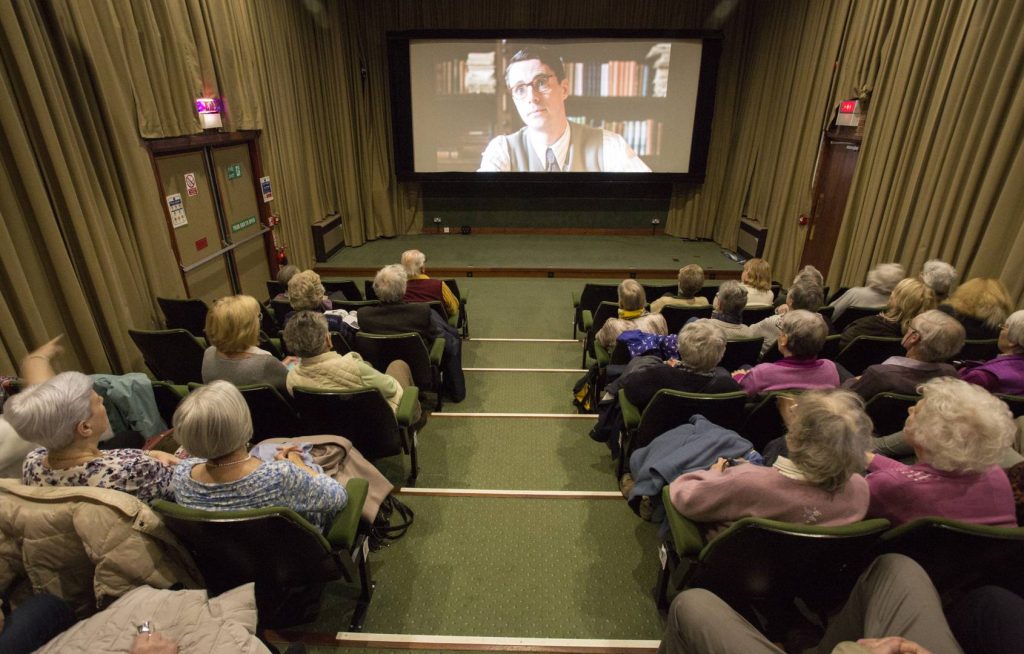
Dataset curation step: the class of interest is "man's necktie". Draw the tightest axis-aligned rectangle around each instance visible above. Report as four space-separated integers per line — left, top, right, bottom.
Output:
546 148 560 172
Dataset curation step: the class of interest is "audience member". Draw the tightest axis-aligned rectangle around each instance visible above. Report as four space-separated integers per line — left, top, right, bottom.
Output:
595 279 668 349
843 310 964 399
171 381 348 532
4 337 178 502
620 322 741 410
702 280 752 339
287 270 348 332
658 554 961 654
735 310 844 396
358 264 466 402
959 309 1024 395
401 249 459 321
201 295 290 392
0 593 77 654
749 279 825 356
740 258 774 306
829 262 905 320
668 389 870 537
919 259 958 302
271 264 301 302
283 311 421 423
650 264 709 313
839 278 936 350
939 277 1014 340
866 377 1016 527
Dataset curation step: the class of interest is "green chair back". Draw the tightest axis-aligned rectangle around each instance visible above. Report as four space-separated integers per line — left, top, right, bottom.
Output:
129 328 205 385
739 391 799 451
956 339 999 362
583 301 620 367
720 337 764 371
355 331 441 409
238 384 306 443
741 305 775 326
835 336 904 375
150 381 187 426
832 305 884 332
997 394 1024 418
864 392 919 437
574 283 619 337
292 387 406 462
157 297 208 336
659 305 712 334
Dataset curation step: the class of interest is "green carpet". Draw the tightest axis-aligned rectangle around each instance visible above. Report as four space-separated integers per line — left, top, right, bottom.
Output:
415 417 612 491
297 495 664 640
462 340 582 370
441 371 581 414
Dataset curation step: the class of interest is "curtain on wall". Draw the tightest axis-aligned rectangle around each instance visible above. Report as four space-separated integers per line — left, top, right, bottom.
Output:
829 0 1024 305
0 0 187 374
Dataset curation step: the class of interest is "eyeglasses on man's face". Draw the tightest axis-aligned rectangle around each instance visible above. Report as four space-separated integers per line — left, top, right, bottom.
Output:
509 74 555 100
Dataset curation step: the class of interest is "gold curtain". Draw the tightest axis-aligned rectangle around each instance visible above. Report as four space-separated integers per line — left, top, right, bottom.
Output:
829 0 1024 305
0 0 186 374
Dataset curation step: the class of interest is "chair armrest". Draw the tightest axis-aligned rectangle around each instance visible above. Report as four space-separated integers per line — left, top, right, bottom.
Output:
195 336 208 348
619 390 642 429
595 342 611 366
396 386 420 427
661 486 705 557
582 310 594 331
571 291 581 308
448 313 458 327
325 478 370 550
428 338 445 365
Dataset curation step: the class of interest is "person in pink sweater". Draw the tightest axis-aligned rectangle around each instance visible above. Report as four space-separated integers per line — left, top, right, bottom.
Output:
735 310 843 396
669 389 870 538
866 377 1017 527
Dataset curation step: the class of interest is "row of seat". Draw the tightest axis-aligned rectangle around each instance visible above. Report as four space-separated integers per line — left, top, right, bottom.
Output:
656 504 1024 638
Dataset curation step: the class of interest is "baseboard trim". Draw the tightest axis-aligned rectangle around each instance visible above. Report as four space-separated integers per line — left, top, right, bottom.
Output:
267 630 660 652
394 488 621 500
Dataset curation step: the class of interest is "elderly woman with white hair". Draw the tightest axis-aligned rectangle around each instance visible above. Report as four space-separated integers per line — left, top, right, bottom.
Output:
959 309 1024 395
829 262 905 320
734 310 844 396
4 337 179 502
620 321 741 410
287 269 349 334
669 389 870 536
866 377 1016 526
401 249 459 320
919 259 958 302
595 279 668 349
171 381 347 532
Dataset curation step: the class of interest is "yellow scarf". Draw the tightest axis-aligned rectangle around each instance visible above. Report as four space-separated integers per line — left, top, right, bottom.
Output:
619 308 644 320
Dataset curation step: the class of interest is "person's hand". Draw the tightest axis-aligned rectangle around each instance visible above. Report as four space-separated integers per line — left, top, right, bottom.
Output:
274 444 303 461
710 457 730 473
29 335 64 361
282 356 299 367
130 632 179 653
776 304 791 315
856 637 933 654
146 450 181 466
864 450 876 466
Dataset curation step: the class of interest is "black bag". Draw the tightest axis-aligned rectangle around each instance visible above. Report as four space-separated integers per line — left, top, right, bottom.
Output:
369 494 415 550
572 363 601 414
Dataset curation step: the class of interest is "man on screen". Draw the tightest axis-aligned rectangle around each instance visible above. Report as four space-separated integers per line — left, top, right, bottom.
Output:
478 46 651 173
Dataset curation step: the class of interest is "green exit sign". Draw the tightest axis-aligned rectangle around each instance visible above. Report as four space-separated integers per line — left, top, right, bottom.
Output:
231 215 257 232
226 164 242 179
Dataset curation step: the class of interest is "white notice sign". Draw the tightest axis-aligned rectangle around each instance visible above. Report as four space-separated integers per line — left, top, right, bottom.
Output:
166 193 187 229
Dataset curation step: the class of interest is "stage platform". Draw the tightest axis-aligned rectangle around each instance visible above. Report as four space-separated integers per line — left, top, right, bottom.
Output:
316 234 744 279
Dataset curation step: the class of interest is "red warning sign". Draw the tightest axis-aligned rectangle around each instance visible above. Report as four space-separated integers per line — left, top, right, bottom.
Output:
184 172 198 197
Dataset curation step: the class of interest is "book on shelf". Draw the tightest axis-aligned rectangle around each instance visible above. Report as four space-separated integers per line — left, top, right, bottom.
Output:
567 116 663 157
563 60 660 97
434 51 496 95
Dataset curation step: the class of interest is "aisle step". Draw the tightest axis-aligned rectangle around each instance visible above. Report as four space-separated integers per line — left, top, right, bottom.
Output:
443 370 582 414
463 339 582 369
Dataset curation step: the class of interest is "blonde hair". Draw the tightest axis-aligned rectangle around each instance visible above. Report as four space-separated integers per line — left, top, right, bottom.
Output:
288 270 325 311
945 278 1014 329
742 258 772 292
881 278 937 331
205 295 261 354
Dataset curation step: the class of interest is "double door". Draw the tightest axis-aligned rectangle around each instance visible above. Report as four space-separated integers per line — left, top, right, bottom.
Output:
153 136 273 304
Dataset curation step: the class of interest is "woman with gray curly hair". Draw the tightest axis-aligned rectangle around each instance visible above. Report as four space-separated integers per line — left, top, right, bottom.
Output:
735 310 843 396
866 377 1016 527
829 262 905 320
668 389 870 538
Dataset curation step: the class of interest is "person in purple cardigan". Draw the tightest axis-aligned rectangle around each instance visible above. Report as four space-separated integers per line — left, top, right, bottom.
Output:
866 377 1017 527
959 309 1024 395
734 310 847 396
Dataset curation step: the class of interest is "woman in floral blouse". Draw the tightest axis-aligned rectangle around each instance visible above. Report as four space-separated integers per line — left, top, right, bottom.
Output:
4 337 178 503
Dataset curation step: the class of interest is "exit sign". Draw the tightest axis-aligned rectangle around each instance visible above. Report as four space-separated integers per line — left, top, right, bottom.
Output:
226 164 242 180
231 215 257 232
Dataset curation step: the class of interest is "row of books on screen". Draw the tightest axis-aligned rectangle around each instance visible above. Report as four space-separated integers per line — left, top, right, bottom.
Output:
433 52 496 95
562 60 669 98
568 116 664 157
435 129 492 164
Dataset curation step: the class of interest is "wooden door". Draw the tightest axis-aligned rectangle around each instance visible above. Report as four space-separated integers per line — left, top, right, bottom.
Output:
155 151 235 304
210 144 271 300
800 134 860 278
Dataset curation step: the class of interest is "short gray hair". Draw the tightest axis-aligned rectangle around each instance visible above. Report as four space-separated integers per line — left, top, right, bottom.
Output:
794 265 823 287
909 310 965 362
288 270 325 311
1006 310 1024 353
677 265 704 298
373 264 408 303
2 371 94 450
173 380 253 459
920 260 957 300
866 263 905 294
780 309 828 358
283 311 330 358
715 280 747 317
276 265 300 287
617 279 646 311
402 250 426 276
786 389 871 493
677 321 727 373
786 280 824 311
908 377 1014 473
